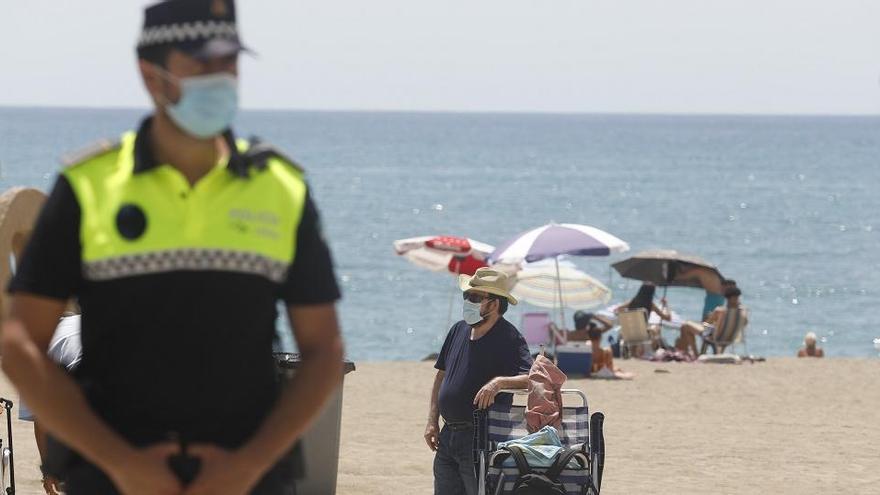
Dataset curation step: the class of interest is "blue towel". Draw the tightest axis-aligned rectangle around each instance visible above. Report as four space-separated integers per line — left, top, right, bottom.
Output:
497 426 580 469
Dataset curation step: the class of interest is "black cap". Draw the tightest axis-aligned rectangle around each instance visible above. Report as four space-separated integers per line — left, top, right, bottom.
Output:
137 0 251 61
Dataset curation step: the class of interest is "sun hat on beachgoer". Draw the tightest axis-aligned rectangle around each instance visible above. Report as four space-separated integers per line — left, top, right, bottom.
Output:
459 267 517 305
804 332 817 345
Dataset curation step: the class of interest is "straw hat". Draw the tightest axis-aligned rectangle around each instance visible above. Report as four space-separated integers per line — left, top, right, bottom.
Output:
459 267 517 305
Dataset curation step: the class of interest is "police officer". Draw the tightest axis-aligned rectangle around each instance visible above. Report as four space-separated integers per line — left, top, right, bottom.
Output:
1 1 343 494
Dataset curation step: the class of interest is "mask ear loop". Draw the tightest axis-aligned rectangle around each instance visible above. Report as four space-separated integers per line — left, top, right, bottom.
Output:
478 298 496 320
152 65 180 108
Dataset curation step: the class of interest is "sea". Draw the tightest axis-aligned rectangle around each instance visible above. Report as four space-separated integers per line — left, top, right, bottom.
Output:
1 107 878 360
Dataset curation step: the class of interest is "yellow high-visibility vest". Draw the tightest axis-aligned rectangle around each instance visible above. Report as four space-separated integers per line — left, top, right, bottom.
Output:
63 131 307 283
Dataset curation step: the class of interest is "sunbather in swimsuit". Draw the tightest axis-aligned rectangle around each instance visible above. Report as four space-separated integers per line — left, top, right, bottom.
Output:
677 287 747 356
586 322 635 379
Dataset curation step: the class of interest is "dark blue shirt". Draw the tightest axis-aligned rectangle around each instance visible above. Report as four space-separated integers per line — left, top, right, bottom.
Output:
435 318 533 423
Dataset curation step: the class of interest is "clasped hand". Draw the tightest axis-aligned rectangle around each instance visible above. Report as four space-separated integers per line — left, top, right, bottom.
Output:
107 442 265 495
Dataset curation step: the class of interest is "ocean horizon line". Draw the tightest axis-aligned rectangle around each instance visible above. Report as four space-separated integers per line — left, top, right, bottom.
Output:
3 103 880 119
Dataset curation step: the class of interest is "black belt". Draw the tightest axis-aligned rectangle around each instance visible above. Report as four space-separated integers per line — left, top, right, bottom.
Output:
444 420 473 431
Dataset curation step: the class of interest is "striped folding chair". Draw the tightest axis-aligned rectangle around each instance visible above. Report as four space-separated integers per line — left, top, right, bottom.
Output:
473 389 605 495
701 307 749 355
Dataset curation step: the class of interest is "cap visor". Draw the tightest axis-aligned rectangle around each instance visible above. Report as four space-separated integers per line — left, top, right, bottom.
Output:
183 38 255 61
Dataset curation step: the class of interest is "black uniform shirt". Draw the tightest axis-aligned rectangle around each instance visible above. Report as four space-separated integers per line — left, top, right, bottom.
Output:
9 121 341 447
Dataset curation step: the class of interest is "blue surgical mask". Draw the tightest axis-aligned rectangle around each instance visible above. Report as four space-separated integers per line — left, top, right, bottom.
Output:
161 71 239 139
463 300 484 326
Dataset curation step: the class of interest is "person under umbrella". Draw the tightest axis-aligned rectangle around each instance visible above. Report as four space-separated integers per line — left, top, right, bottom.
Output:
677 287 748 356
615 282 673 350
672 266 736 321
612 250 726 323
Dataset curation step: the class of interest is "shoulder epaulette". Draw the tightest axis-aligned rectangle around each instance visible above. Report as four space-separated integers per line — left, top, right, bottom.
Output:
61 138 121 168
244 137 305 174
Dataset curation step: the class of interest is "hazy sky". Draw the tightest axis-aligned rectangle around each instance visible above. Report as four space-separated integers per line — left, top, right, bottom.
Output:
2 0 880 114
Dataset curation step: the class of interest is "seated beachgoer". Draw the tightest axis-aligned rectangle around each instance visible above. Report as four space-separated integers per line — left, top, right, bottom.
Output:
616 282 672 350
698 279 737 323
557 311 633 378
567 310 613 342
586 319 634 379
673 266 734 322
797 332 824 358
677 287 748 356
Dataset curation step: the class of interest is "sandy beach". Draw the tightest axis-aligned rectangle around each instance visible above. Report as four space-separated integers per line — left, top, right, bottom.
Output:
1 358 878 494
337 359 880 495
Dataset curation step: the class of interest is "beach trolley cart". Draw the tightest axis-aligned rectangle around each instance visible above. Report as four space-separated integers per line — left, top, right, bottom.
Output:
473 389 604 495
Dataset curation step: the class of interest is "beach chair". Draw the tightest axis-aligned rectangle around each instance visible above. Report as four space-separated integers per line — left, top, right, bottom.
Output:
473 389 605 495
618 308 652 359
700 307 748 355
521 312 554 351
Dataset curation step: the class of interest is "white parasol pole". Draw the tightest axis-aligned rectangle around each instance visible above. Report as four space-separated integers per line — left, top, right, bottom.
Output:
553 256 565 357
445 258 461 331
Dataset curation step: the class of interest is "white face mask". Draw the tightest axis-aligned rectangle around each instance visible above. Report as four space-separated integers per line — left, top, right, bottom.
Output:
156 67 239 138
462 300 484 326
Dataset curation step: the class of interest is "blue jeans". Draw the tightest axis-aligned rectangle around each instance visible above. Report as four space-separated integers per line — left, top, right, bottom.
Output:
433 424 477 495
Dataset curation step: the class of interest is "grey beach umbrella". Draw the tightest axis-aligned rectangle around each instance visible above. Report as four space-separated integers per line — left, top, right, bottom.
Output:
611 249 723 290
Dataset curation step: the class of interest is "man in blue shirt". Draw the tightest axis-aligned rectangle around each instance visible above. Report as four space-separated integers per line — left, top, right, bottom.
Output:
424 268 533 495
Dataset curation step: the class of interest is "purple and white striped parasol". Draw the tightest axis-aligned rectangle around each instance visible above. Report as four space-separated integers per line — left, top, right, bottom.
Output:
488 223 629 340
488 223 630 265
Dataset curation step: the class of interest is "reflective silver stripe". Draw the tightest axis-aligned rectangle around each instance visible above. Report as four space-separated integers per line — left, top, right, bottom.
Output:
83 249 289 283
138 21 238 48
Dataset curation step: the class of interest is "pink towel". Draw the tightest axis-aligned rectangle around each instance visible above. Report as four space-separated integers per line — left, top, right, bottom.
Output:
525 355 567 433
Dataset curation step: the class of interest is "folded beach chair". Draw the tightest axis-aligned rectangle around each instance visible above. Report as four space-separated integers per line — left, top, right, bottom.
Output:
617 308 652 359
700 307 748 355
473 390 605 495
